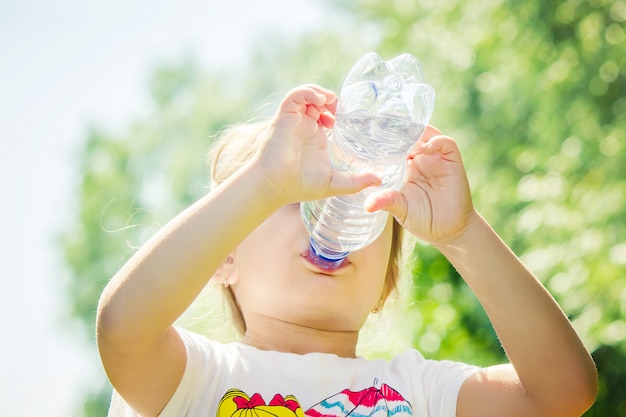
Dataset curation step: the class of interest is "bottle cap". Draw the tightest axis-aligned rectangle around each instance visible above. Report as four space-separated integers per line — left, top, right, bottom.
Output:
308 237 349 270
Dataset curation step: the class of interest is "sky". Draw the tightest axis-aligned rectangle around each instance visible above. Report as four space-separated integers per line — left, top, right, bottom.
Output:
0 1 337 416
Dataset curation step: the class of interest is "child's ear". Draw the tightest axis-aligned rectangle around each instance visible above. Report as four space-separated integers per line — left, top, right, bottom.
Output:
213 254 239 286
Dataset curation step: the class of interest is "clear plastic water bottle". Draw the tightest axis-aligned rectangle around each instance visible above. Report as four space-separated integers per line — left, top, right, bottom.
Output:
301 52 435 269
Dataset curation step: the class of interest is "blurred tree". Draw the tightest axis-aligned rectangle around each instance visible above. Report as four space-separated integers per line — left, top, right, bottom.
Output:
62 61 231 415
61 0 625 415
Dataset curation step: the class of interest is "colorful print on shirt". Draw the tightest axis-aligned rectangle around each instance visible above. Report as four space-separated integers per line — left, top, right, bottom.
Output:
217 383 412 417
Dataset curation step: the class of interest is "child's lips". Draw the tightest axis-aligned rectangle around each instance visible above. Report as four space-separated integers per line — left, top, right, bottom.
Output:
300 251 351 274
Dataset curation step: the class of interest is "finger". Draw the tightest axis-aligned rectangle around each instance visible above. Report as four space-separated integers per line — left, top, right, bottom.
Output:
363 189 407 222
423 124 442 138
323 93 337 115
415 135 461 162
318 112 335 129
305 104 321 121
279 86 327 114
408 124 442 157
302 84 337 115
418 125 443 144
300 84 338 115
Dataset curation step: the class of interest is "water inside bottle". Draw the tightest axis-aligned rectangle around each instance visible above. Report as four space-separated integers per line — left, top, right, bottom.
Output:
330 111 426 166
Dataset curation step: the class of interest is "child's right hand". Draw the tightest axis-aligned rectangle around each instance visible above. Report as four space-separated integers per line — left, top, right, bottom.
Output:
256 84 381 205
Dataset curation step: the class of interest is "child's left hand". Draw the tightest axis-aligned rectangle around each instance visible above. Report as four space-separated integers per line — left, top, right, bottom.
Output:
364 126 476 245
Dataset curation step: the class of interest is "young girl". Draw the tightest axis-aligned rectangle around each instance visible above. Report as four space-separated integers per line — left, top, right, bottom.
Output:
97 84 598 417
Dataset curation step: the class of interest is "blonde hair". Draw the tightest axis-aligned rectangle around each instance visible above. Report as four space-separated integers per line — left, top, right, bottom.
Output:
207 119 406 337
208 120 271 190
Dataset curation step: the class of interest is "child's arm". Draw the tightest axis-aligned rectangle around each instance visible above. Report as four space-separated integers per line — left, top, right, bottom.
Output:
366 127 597 417
97 161 282 417
96 85 378 417
439 213 597 417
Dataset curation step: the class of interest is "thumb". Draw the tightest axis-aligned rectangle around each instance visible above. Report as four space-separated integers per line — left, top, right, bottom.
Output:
364 189 407 223
328 172 381 196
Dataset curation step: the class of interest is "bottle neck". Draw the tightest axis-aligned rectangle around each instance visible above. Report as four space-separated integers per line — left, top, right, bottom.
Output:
308 237 349 269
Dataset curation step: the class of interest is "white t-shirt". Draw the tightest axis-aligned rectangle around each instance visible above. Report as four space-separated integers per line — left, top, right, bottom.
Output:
108 327 480 417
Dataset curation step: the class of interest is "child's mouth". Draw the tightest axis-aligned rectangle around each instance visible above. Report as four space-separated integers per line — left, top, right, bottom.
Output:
301 251 350 274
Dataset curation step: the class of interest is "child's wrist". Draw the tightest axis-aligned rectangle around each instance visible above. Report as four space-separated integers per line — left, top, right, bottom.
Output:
243 161 294 208
432 209 485 252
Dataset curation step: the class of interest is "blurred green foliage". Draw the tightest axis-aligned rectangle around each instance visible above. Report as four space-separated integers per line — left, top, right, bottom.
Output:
61 0 625 415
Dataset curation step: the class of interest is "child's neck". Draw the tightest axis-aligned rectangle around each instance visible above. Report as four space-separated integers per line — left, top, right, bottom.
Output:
240 315 360 358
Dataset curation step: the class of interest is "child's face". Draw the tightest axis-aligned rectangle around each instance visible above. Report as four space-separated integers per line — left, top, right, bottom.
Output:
228 203 394 333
